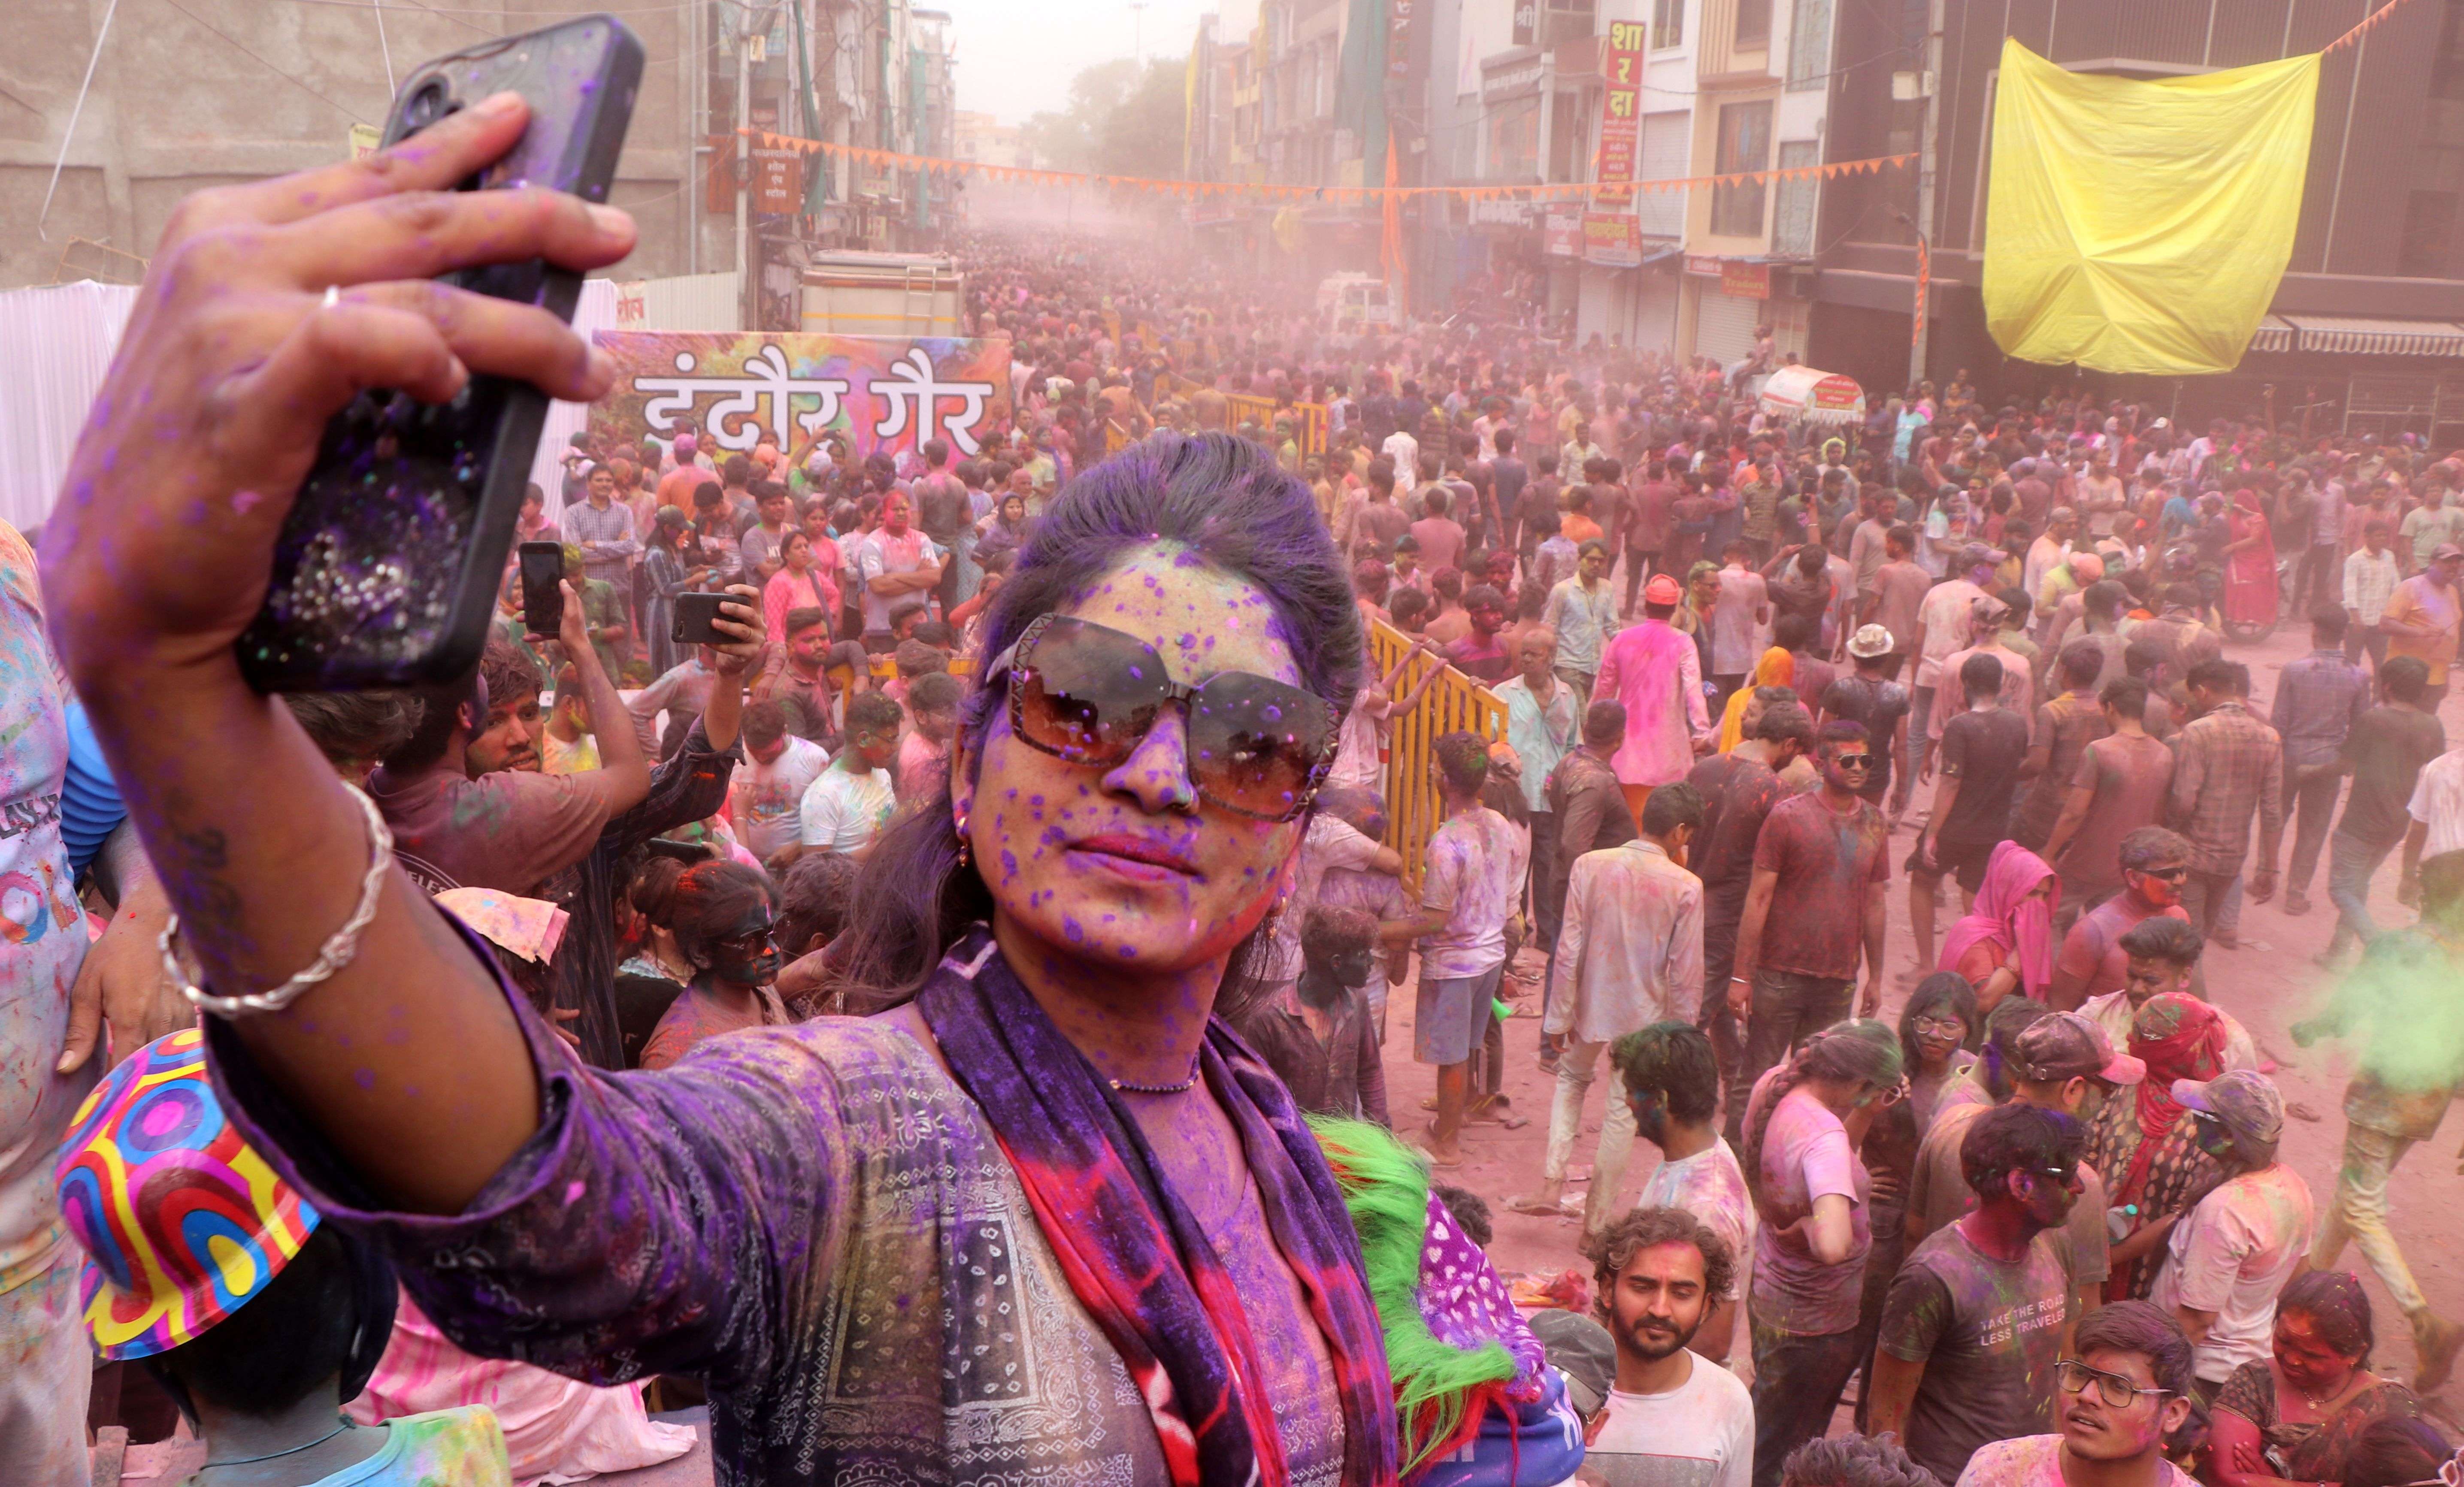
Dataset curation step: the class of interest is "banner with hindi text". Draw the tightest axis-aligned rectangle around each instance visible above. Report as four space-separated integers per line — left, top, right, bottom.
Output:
1593 20 1645 209
586 332 1012 462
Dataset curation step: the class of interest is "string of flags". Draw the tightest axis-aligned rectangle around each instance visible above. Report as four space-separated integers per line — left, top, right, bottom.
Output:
740 129 1916 205
2324 0 2427 52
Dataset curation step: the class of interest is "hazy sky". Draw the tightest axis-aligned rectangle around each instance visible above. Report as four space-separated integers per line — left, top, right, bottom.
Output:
933 0 1258 125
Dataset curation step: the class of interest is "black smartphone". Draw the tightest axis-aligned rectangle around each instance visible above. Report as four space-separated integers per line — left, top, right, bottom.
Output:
236 16 643 692
672 592 730 648
517 541 566 636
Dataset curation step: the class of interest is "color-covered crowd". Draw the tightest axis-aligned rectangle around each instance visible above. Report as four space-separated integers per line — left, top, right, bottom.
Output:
7 132 2464 1487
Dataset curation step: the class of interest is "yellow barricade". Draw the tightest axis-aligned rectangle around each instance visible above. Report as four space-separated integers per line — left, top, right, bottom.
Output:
1362 618 1505 892
1226 393 1329 459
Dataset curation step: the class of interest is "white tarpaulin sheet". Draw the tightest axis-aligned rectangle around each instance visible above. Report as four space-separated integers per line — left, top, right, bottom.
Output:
1756 364 1867 425
1 277 632 536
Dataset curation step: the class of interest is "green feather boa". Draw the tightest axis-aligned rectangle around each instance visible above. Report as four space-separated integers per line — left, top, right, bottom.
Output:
1308 1116 1517 1476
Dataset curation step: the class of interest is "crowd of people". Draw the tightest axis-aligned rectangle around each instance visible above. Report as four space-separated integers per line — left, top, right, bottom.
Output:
8 113 2464 1487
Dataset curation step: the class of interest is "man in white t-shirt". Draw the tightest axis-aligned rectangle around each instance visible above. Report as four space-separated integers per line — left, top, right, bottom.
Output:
1253 800 1402 996
1613 1020 1753 1365
855 492 947 640
1392 734 1529 1167
1382 426 1421 500
2149 1070 2313 1399
2402 744 2464 894
792 693 903 864
728 701 830 864
1579 1206 1754 1487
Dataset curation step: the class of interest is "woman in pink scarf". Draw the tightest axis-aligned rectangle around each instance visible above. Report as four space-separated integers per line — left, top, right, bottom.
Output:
2223 487 2279 628
1937 840 2059 1012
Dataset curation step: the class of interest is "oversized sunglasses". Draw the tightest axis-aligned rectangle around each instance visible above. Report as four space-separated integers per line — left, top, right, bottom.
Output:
984 614 1337 822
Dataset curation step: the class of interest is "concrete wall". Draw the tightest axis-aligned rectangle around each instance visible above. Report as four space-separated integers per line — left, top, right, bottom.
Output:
0 0 706 291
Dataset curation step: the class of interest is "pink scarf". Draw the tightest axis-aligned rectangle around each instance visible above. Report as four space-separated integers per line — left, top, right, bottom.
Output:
1937 840 2059 997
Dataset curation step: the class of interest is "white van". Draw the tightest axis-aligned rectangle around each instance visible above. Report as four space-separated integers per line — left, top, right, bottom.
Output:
1317 273 1396 335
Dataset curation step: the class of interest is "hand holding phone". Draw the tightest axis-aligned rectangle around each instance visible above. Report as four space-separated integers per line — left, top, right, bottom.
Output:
706 583 767 675
517 541 566 636
538 577 590 657
44 95 633 707
233 17 643 691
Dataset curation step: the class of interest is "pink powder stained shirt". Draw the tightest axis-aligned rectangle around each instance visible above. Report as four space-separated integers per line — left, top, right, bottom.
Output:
1746 1074 1871 1335
2149 1161 2315 1383
1594 618 1710 789
348 1291 697 1482
1419 806 1529 979
1956 1435 2198 1487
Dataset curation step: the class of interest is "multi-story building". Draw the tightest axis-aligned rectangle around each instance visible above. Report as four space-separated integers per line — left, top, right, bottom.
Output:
1437 0 1833 361
1261 0 1347 187
3 0 703 290
1808 0 2464 436
1452 0 1616 326
954 112 1038 170
3 1 950 312
1667 0 1834 369
799 0 956 254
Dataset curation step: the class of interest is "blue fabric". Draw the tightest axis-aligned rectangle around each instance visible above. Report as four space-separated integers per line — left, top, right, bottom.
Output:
61 698 127 873
1414 1366 1586 1487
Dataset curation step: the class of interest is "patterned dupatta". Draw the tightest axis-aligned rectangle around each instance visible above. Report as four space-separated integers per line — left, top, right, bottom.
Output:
917 928 1400 1487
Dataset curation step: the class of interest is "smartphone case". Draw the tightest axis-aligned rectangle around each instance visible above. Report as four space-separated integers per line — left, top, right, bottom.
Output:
235 15 643 691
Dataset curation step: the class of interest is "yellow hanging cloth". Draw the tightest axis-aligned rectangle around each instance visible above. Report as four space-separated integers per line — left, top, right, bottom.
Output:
1980 38 2319 375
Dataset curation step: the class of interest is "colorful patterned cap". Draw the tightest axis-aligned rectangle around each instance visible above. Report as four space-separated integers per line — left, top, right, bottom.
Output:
54 1028 321 1360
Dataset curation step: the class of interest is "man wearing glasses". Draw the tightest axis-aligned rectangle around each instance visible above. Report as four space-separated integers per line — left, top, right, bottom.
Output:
1726 722 1892 1146
1955 1302 2199 1487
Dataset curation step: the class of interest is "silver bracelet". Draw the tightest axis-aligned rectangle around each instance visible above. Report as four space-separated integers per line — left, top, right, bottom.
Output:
158 782 395 1017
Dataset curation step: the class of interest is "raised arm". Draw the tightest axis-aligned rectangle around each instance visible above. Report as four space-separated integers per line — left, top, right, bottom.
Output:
43 100 636 1214
548 578 651 816
696 583 765 753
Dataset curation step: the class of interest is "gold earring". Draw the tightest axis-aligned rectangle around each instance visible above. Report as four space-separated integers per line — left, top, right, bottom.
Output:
954 811 972 867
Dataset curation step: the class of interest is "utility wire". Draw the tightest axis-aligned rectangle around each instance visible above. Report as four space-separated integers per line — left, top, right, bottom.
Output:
157 0 375 123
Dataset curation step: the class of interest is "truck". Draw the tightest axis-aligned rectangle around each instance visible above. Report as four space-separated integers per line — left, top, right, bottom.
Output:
1317 272 1396 335
800 251 967 337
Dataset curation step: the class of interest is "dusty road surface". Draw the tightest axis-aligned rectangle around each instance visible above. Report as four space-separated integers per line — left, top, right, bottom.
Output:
1383 617 2464 1436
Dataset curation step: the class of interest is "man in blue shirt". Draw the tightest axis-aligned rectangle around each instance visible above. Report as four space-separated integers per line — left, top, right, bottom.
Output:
2270 606 2371 916
1498 628 1582 967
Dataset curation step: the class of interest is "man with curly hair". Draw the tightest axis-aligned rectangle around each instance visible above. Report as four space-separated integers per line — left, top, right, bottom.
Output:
1579 1206 1754 1487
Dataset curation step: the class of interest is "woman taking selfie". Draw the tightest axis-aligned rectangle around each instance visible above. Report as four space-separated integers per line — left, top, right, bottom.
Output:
44 101 1394 1487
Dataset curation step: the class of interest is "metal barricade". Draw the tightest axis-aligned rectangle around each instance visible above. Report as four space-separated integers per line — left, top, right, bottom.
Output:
1362 618 1505 891
1225 393 1330 459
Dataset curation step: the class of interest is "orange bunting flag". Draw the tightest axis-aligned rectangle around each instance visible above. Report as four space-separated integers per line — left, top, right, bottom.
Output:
724 127 1916 204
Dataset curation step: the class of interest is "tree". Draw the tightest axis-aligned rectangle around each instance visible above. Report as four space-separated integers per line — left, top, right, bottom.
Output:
1021 57 1185 178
